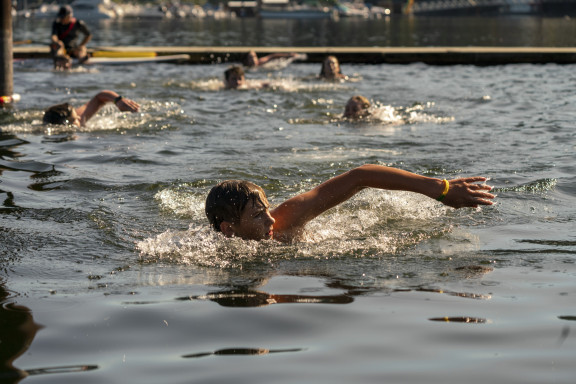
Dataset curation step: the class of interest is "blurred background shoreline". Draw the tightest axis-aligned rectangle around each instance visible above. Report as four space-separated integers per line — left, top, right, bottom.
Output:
11 0 576 22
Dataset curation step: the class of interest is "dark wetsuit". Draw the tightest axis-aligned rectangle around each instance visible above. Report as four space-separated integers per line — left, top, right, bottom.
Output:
51 18 91 57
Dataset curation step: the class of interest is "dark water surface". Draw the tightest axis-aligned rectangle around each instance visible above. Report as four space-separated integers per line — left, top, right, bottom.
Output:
2 15 576 384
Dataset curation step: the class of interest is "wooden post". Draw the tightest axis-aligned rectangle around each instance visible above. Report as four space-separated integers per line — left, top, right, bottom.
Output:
0 0 16 106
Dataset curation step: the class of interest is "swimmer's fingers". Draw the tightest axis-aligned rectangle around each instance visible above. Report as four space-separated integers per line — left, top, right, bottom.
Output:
470 182 493 190
469 190 496 206
443 193 495 209
117 98 140 113
454 176 489 184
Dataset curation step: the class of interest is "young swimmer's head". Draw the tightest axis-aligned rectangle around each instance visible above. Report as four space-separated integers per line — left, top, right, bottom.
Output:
206 180 275 240
320 55 343 79
42 103 79 126
244 51 259 67
343 95 371 119
224 66 246 89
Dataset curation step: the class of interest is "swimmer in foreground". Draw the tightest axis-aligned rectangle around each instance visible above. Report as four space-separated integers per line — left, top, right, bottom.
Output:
319 55 347 81
43 90 140 126
244 50 300 68
343 95 371 119
205 165 495 243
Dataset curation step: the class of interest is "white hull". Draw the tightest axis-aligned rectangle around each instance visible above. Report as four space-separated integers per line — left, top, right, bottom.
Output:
259 7 334 18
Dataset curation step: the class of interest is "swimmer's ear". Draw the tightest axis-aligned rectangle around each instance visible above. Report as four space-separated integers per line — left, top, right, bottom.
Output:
220 221 235 238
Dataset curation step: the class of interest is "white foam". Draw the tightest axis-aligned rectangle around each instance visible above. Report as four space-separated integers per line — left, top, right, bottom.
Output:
138 187 453 268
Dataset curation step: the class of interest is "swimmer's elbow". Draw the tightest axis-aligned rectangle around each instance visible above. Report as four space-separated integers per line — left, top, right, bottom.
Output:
347 164 380 188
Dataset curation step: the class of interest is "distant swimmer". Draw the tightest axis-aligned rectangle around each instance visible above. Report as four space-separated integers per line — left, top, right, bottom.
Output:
43 90 140 127
205 165 495 243
244 50 301 68
224 66 246 89
224 66 269 90
319 55 347 81
343 95 371 119
50 5 92 70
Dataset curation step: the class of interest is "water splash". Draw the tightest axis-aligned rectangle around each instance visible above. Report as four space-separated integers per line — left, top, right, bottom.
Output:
138 188 456 269
496 178 557 193
2 101 183 135
154 186 205 220
288 101 454 126
369 102 455 125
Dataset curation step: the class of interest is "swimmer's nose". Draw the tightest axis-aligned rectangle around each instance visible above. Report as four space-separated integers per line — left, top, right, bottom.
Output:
266 212 275 226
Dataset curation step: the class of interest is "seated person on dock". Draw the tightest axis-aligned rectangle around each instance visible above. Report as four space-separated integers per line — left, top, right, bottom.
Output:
50 5 92 69
244 50 299 68
319 55 347 81
343 95 371 119
43 90 140 127
205 165 495 243
224 66 246 89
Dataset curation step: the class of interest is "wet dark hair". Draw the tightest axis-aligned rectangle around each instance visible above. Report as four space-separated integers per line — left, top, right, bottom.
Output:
43 103 74 125
205 180 269 232
243 51 258 67
344 95 371 118
224 66 245 81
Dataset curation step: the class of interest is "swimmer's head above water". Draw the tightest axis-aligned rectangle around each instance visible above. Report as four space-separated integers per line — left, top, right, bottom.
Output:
206 180 274 241
344 95 371 119
224 66 246 89
244 51 259 67
42 103 79 126
320 55 346 80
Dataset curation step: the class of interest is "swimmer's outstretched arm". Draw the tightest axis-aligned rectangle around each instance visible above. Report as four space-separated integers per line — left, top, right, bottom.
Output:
271 164 495 238
258 52 298 65
76 90 140 126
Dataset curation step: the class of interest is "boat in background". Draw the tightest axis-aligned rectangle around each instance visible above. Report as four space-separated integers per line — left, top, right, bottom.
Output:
336 1 370 17
71 0 122 19
17 0 121 19
16 3 60 19
118 3 172 19
258 0 336 18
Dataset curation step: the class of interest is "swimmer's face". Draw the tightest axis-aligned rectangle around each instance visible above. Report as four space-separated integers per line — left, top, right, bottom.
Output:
70 108 81 127
246 51 258 67
228 200 275 241
323 57 340 78
344 98 370 119
226 73 246 89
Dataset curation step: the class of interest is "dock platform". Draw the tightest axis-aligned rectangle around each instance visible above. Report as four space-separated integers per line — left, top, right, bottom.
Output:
13 46 576 65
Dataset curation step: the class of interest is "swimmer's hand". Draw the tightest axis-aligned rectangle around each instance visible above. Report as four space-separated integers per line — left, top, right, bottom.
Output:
441 177 495 209
292 53 308 61
116 98 140 113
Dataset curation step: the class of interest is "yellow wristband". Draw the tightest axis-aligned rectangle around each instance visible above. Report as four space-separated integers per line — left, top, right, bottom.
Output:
436 179 449 201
